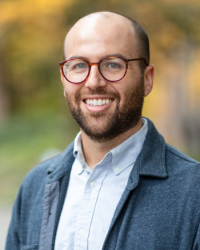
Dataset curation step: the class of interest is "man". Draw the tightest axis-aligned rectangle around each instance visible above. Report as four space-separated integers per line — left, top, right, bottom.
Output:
6 11 200 250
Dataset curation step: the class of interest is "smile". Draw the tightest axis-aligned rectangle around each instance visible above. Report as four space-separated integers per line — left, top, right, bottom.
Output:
85 99 113 106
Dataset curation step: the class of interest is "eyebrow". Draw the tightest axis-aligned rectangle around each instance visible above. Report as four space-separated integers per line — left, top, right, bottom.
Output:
68 53 127 61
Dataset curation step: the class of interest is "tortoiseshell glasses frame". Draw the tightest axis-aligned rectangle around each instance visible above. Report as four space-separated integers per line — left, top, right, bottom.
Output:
59 56 148 84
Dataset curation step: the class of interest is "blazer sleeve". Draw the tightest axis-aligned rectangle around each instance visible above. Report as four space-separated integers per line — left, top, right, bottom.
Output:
5 186 22 250
193 218 200 250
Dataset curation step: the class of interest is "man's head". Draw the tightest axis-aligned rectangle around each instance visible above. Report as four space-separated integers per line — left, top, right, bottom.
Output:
61 11 154 142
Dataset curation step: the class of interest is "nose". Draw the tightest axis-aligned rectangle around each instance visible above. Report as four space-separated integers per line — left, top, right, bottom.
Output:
84 64 107 89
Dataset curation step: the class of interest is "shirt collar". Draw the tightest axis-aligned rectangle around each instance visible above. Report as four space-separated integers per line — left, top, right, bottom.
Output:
73 131 86 174
73 118 148 176
110 118 148 175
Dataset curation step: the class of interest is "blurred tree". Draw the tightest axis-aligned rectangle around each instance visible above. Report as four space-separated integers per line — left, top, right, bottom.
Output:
0 0 200 113
0 0 200 154
0 0 73 116
0 49 10 123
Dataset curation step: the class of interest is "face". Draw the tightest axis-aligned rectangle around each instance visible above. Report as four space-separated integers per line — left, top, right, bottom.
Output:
62 14 154 142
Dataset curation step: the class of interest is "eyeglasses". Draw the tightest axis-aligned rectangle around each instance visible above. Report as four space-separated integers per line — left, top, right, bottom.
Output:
60 57 148 84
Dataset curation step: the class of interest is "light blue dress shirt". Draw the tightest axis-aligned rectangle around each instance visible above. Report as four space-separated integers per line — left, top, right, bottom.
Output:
55 118 148 250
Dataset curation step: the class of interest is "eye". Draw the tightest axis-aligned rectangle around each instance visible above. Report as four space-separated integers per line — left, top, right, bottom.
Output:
66 60 88 72
73 62 87 69
101 58 125 71
107 63 120 69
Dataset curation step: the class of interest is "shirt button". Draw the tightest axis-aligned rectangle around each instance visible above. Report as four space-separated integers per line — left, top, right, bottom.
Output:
115 167 120 172
77 166 83 174
79 229 85 236
90 181 96 188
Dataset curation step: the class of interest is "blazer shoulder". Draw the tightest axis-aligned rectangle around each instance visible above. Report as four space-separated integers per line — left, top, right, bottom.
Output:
22 142 74 188
166 144 200 165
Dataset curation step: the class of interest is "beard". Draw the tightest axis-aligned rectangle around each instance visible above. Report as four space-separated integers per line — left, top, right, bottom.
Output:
64 77 144 142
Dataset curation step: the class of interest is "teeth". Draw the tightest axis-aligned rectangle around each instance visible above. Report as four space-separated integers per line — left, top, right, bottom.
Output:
85 99 113 106
97 99 102 105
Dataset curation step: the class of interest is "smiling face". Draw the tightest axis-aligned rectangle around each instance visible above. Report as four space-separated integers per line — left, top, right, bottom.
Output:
61 12 154 142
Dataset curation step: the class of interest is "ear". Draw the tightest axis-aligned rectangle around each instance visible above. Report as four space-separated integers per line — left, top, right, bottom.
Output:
144 65 154 97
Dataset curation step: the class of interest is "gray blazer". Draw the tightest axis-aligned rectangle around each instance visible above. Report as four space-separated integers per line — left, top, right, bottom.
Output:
6 119 200 250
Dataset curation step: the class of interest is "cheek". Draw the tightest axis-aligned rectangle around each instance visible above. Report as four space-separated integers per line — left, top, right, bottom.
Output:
63 84 71 99
63 80 71 92
114 79 133 102
63 81 81 97
121 70 144 91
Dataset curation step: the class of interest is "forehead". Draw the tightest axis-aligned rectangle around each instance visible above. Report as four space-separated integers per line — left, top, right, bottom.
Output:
64 14 139 60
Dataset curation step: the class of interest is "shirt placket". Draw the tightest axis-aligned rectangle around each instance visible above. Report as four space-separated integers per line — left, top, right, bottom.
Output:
74 157 112 250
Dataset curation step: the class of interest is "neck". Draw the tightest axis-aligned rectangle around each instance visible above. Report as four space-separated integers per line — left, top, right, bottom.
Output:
81 117 143 169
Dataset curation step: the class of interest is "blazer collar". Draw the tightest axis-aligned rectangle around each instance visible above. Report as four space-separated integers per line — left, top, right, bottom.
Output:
127 118 168 190
46 142 75 184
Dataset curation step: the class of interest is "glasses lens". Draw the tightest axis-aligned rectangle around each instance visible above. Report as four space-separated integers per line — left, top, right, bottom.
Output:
100 58 126 81
63 59 89 83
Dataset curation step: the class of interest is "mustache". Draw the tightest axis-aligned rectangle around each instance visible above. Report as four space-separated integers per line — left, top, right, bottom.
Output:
78 89 120 99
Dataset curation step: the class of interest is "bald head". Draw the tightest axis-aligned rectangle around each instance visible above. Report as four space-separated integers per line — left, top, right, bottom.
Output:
63 11 149 70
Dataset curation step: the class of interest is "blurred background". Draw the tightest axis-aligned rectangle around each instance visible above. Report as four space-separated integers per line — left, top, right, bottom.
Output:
0 0 200 247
